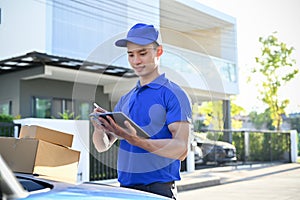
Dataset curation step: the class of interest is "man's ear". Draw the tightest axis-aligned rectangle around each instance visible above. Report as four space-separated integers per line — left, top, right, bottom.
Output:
156 45 163 57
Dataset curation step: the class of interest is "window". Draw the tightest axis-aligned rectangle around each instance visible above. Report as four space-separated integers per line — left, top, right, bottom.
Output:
32 97 91 119
33 97 52 118
0 100 12 115
77 101 91 120
51 98 73 119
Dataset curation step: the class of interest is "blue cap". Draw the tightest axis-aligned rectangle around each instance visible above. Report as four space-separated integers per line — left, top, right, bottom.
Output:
115 23 159 47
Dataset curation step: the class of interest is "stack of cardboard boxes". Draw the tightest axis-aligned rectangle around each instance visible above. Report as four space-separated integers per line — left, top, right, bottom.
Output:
0 125 80 183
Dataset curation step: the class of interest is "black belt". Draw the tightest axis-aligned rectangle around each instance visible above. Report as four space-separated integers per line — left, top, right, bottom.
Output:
121 181 176 199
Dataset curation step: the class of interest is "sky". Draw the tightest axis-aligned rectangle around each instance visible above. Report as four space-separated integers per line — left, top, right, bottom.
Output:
196 0 300 114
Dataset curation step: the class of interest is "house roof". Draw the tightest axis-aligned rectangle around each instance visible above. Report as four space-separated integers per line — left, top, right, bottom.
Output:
0 51 136 78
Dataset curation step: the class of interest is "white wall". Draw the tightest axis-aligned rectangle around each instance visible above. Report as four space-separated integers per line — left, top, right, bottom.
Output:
0 0 46 59
126 0 160 27
14 118 90 183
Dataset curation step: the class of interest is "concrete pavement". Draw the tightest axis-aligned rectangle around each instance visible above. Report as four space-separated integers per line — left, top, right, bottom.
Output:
178 163 300 200
176 162 300 192
96 162 300 193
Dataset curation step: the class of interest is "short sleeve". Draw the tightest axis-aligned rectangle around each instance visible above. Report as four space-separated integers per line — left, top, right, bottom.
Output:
165 86 192 125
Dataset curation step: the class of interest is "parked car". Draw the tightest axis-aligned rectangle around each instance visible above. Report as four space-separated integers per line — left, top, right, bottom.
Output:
194 136 237 165
0 156 169 200
194 145 204 165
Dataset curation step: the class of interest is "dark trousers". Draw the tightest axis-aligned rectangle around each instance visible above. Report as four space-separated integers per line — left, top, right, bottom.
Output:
121 181 177 199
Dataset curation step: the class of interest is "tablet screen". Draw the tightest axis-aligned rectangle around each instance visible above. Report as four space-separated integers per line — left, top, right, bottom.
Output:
90 112 150 139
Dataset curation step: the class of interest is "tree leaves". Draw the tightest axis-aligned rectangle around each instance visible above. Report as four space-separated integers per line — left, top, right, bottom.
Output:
252 33 298 130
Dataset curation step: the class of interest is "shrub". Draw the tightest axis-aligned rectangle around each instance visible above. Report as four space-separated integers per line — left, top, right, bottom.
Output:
0 114 14 122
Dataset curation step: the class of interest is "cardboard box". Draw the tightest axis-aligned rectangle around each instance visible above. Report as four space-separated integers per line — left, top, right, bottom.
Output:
19 125 73 147
0 137 80 183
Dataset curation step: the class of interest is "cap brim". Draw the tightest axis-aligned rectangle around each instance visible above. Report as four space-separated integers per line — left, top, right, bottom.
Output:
115 37 155 47
115 39 128 47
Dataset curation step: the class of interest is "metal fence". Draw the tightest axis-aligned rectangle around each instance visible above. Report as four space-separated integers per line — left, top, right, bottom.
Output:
90 141 119 181
89 140 187 181
89 129 293 181
0 122 21 137
0 122 292 181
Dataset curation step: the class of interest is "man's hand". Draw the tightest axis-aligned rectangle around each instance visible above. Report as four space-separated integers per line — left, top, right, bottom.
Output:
98 115 139 142
90 105 117 152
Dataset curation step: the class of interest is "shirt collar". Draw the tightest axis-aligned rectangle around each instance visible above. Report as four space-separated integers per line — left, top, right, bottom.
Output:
135 73 168 90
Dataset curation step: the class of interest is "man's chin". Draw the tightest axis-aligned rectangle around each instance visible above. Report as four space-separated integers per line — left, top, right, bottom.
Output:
134 69 145 76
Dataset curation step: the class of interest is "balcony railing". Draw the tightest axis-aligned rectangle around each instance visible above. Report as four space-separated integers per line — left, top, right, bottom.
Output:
162 45 237 83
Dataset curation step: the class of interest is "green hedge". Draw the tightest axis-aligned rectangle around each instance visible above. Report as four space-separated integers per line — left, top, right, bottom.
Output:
0 114 15 137
0 114 14 122
199 130 290 163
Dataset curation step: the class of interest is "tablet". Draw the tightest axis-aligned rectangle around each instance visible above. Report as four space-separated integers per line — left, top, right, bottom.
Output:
90 112 150 139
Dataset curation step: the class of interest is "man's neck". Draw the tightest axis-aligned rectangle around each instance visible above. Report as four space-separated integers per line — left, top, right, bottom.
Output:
139 71 160 86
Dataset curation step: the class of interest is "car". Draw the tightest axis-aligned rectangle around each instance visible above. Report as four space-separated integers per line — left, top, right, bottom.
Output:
0 156 170 200
194 136 237 165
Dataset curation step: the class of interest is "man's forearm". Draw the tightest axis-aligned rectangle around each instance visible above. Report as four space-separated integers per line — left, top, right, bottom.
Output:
128 136 188 161
92 130 116 152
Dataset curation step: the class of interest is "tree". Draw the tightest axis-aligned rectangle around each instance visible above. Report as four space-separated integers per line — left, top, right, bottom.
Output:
251 33 298 130
248 109 274 130
230 97 246 129
288 113 300 133
192 98 245 131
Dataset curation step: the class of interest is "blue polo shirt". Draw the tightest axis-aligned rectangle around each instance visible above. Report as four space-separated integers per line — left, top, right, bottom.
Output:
114 74 192 186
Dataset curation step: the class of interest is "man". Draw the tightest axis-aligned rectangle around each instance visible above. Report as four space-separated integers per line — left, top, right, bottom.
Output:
92 23 192 199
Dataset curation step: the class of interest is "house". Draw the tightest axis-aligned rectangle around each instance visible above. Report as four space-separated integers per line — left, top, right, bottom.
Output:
0 0 238 119
0 0 238 181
